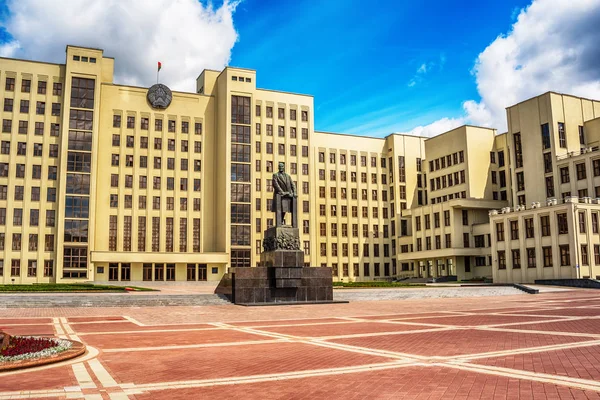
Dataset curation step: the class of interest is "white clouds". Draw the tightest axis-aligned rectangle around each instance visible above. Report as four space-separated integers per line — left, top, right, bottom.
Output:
407 55 445 88
396 116 466 138
0 0 239 92
465 0 600 131
404 0 600 136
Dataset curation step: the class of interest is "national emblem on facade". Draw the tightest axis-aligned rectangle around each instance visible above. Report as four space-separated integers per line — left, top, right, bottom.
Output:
147 83 172 109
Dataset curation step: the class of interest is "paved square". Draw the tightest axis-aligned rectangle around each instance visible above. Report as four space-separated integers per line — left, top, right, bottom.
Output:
1 288 600 399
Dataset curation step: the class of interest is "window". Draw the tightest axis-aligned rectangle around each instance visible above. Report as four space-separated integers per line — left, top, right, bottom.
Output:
510 220 519 240
462 210 468 226
498 251 506 270
581 245 589 266
5 77 14 91
560 167 570 184
543 153 552 173
496 222 505 241
527 248 536 268
53 82 62 96
512 249 521 269
36 101 45 115
558 122 566 148
21 79 31 93
545 176 554 198
543 246 553 267
579 212 586 233
559 245 570 266
557 213 568 234
524 218 534 238
576 163 586 180
540 215 550 236
541 123 551 149
70 77 95 109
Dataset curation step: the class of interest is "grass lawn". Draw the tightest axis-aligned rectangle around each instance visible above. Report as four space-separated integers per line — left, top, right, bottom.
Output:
0 283 156 292
333 281 426 288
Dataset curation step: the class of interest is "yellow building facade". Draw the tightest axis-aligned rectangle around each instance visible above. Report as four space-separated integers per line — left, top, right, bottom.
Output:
2 46 600 284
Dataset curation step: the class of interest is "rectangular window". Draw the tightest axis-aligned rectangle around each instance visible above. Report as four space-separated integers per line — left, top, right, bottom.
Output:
541 123 551 149
557 213 568 234
560 245 570 266
498 251 506 270
496 222 505 241
558 122 566 148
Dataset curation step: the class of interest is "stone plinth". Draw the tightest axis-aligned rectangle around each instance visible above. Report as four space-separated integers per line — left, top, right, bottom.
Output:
229 266 333 304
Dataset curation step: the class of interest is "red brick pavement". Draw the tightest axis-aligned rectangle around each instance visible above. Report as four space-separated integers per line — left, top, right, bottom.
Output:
394 314 560 327
0 365 77 391
475 346 600 381
1 289 600 399
256 320 432 337
331 328 595 357
82 327 269 349
131 366 600 400
102 342 392 384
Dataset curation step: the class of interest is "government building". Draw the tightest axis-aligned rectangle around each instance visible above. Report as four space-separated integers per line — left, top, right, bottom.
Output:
1 45 599 285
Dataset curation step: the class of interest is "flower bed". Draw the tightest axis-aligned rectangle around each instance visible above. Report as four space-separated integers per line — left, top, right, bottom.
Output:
0 335 85 371
0 336 72 362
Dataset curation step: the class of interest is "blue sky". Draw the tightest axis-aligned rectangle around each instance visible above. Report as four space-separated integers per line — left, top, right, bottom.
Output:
228 0 531 136
1 0 597 138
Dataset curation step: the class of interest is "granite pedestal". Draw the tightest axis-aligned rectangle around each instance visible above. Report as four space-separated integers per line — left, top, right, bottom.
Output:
215 226 336 305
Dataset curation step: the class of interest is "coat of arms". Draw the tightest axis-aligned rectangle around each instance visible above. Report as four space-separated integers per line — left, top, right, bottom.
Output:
147 83 172 109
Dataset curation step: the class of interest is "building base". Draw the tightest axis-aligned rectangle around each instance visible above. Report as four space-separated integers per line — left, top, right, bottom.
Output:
215 266 334 305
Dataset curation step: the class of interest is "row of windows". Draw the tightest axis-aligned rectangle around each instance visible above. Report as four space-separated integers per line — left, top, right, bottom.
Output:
489 150 506 167
496 213 575 241
0 164 58 179
497 211 600 242
2 99 61 116
2 120 61 135
318 187 389 202
255 105 308 122
497 245 575 269
429 151 464 172
318 152 386 168
105 263 211 282
319 170 393 185
415 210 465 231
112 135 202 153
430 191 468 205
430 170 466 192
559 160 600 184
319 242 392 258
113 115 202 134
0 208 55 226
0 186 57 202
110 154 201 171
4 78 62 95
256 142 309 157
255 124 309 140
1 141 59 157
329 262 395 278
0 233 55 251
319 223 392 239
109 216 200 253
0 259 55 278
109 194 201 210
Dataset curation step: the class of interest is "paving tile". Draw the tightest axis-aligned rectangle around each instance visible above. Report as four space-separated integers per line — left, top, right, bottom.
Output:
258 321 432 337
330 328 595 357
81 328 269 349
228 318 345 327
130 365 600 399
500 319 600 335
102 342 393 385
68 316 126 323
1 324 55 335
511 308 600 317
474 345 600 381
72 321 215 333
0 366 77 391
0 317 53 324
394 314 559 327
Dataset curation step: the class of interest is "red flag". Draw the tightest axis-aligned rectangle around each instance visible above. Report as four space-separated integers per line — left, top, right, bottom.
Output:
158 62 162 71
